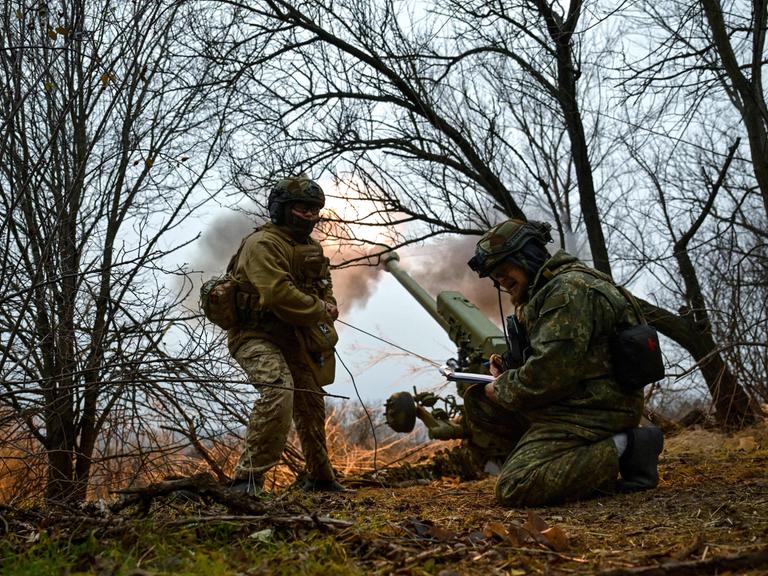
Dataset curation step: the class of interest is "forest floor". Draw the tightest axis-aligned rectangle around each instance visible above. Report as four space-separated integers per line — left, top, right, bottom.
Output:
2 422 768 576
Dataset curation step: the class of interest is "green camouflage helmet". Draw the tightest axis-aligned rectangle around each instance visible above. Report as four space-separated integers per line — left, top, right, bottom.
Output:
467 219 553 277
268 177 325 223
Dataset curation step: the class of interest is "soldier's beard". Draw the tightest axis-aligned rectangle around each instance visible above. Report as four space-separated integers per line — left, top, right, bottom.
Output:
499 281 529 306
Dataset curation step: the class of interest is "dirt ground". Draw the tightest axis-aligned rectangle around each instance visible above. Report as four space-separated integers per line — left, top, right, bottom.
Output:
2 423 768 575
308 423 768 575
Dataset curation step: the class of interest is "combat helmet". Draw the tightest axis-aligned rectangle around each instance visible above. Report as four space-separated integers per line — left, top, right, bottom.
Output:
467 219 552 278
267 177 325 224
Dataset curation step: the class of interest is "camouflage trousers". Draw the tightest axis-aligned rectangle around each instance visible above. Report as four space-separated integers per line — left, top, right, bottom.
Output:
463 386 621 506
462 383 529 460
494 425 620 507
232 338 334 483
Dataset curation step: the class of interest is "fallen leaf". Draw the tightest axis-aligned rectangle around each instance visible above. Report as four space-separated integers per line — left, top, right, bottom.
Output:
738 436 757 451
540 526 569 552
427 524 457 541
482 521 512 542
524 511 549 534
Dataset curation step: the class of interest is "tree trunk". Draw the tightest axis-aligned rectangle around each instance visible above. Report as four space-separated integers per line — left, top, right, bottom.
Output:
699 0 768 217
535 0 613 277
44 388 79 505
641 300 759 429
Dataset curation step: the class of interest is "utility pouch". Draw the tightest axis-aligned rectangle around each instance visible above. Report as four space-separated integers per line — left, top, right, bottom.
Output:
611 324 664 390
292 244 329 281
504 314 531 369
199 231 259 330
296 321 339 386
610 286 664 390
200 276 240 329
301 321 339 354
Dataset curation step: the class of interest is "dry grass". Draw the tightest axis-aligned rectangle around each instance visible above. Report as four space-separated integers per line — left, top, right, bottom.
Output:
2 419 767 575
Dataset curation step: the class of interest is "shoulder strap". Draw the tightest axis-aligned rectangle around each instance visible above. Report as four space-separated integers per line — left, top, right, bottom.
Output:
226 228 262 293
550 264 646 325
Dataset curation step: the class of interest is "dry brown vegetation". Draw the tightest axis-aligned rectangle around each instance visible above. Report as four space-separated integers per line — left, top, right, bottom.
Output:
2 417 767 575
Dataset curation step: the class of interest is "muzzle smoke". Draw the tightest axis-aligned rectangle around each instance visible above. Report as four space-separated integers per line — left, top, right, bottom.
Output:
191 213 506 323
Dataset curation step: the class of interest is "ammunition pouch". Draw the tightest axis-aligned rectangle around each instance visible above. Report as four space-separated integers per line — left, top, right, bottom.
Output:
296 320 338 387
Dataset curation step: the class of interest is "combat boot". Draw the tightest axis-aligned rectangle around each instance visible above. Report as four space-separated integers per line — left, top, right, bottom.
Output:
618 426 664 492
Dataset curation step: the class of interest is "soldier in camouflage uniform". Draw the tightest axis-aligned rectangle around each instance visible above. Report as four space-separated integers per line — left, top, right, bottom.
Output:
467 219 664 506
227 177 348 495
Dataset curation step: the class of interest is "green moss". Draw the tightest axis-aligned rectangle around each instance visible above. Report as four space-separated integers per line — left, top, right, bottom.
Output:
1 522 363 576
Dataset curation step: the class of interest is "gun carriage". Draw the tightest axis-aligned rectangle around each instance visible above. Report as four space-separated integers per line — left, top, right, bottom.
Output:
381 252 508 442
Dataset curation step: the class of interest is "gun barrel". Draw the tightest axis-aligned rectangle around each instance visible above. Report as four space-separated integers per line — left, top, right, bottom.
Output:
382 251 507 372
382 252 450 333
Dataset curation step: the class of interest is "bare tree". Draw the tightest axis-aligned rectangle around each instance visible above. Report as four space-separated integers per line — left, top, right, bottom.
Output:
0 0 231 505
622 0 768 216
617 133 759 427
614 0 767 424
211 0 762 427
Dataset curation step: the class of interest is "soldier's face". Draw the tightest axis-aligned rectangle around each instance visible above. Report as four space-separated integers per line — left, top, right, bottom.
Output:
291 202 322 222
490 260 530 304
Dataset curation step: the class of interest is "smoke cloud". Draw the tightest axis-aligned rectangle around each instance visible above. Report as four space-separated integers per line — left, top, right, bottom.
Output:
195 211 263 277
189 214 505 323
401 236 508 323
331 262 382 312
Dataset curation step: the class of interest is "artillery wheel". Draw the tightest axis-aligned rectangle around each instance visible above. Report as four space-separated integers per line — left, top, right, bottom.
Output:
385 391 417 433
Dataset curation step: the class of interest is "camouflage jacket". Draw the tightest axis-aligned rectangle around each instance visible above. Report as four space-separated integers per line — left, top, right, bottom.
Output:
227 222 335 354
493 250 643 437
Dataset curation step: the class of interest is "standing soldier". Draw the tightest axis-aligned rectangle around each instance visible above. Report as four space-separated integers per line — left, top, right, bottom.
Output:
467 219 664 506
227 177 347 495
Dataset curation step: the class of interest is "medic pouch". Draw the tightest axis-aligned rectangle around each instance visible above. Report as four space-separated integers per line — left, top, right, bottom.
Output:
609 287 664 390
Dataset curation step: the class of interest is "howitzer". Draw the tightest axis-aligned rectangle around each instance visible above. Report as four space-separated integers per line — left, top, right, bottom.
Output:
382 252 507 377
381 252 509 443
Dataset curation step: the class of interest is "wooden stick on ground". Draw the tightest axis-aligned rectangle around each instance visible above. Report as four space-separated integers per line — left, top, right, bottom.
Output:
598 547 768 576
